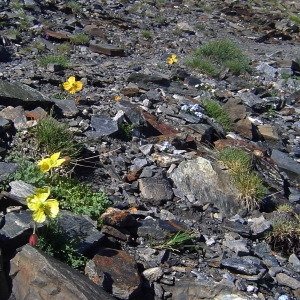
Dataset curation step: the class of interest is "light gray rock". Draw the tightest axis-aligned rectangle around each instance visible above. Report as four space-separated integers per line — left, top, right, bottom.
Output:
169 157 241 216
276 273 300 289
249 215 272 238
86 115 118 137
0 162 18 181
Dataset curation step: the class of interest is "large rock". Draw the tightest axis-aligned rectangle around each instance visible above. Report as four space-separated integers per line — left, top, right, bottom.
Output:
0 80 53 108
85 248 141 299
10 245 115 300
169 157 241 216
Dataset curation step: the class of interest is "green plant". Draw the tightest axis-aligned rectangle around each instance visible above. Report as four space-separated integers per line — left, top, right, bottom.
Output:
52 93 67 100
37 218 88 271
70 33 90 45
218 147 266 210
66 1 82 13
186 40 251 77
6 29 20 38
118 122 134 140
201 98 232 131
141 30 152 39
151 231 198 252
39 55 69 69
32 113 81 158
266 212 300 256
58 42 71 54
10 3 24 10
51 176 111 222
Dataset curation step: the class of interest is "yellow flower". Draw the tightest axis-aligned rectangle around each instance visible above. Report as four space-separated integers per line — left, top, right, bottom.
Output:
167 54 178 65
114 95 121 101
38 152 66 173
62 76 83 94
26 187 59 223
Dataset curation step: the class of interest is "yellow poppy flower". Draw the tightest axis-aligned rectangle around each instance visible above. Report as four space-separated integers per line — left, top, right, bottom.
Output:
38 152 66 173
167 54 178 65
114 95 121 101
26 187 59 223
62 76 83 94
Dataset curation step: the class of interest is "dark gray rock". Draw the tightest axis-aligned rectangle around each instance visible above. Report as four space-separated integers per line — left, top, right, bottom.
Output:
222 219 251 238
86 115 118 137
0 45 11 62
10 245 115 300
221 256 265 276
53 99 79 118
0 80 53 108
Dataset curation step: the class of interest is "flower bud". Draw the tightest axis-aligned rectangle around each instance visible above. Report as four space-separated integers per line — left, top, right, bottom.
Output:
29 234 38 246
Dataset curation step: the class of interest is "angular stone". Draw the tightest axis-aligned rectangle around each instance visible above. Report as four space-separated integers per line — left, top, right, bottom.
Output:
0 45 11 62
221 256 264 275
138 176 173 202
84 25 106 38
86 115 118 137
85 248 141 299
0 80 52 108
10 245 114 300
222 219 251 237
25 107 48 120
44 29 70 40
57 210 106 254
238 91 264 109
0 106 28 130
53 99 79 118
222 240 250 256
223 98 247 122
276 273 300 289
170 157 241 216
9 180 35 199
249 215 271 238
101 207 137 228
142 267 163 282
137 218 187 240
235 118 255 140
89 43 125 56
257 124 280 140
0 115 11 133
127 72 171 90
0 210 44 250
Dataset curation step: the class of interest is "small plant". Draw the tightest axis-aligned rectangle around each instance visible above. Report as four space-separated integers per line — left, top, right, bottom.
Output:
266 212 300 256
32 114 81 158
39 55 69 69
36 218 88 271
52 93 67 100
141 30 152 39
66 1 82 14
218 147 266 210
58 42 71 54
118 122 134 140
70 33 90 45
186 39 251 77
152 231 198 252
201 98 232 131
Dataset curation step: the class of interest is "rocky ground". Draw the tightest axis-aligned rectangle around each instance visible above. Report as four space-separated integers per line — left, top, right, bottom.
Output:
0 0 300 299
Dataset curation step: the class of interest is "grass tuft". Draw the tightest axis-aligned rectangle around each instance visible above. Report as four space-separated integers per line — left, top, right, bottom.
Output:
39 55 69 69
186 39 251 77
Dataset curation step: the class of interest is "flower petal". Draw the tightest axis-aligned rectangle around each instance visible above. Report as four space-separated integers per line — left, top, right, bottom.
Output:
75 81 83 92
35 187 51 202
26 195 40 211
38 160 50 173
63 82 72 91
68 76 76 84
44 199 59 218
50 152 61 162
52 158 66 168
32 209 46 223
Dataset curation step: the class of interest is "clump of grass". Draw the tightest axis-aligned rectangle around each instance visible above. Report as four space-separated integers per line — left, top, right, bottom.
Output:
66 1 82 14
32 114 81 158
186 39 251 77
218 147 266 210
118 122 134 141
57 42 71 55
141 30 152 39
266 211 300 256
152 231 198 252
70 33 90 45
39 55 69 69
201 98 232 132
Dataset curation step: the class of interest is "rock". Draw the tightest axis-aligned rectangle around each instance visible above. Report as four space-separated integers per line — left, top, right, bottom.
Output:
89 43 125 56
169 157 241 216
0 80 53 108
257 124 280 141
276 273 300 289
53 99 79 118
222 219 251 238
138 176 174 203
0 45 11 62
101 207 137 228
86 115 118 137
221 256 265 276
10 245 114 300
0 106 28 130
249 215 272 238
85 248 141 299
142 267 163 282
